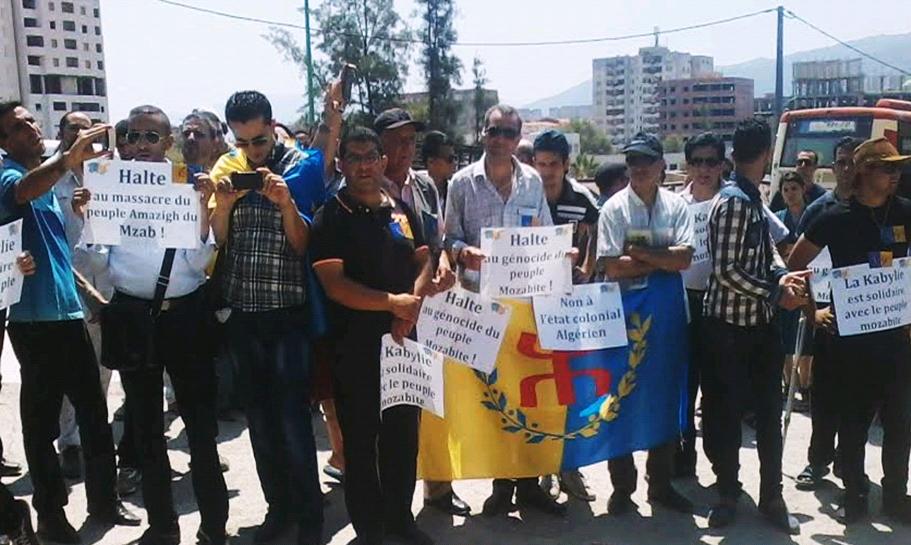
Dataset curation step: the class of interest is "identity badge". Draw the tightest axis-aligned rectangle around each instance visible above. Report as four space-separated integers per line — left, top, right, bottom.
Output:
389 213 414 240
868 250 893 268
518 207 536 227
893 225 907 243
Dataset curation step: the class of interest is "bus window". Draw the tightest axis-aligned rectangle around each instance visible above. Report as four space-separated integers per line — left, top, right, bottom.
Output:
781 117 873 167
899 121 911 155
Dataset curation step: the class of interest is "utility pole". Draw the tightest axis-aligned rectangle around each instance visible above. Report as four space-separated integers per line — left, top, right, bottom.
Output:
304 0 316 124
774 6 784 124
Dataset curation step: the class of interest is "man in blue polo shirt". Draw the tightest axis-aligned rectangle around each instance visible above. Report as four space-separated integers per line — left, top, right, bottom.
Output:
0 101 138 543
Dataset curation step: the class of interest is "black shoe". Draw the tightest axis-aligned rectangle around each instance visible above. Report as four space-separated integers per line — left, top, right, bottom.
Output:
648 485 694 513
8 500 39 545
88 501 142 527
59 446 82 480
836 494 868 525
481 483 515 517
883 494 911 524
425 491 471 517
138 525 181 545
758 496 800 535
795 464 830 491
116 467 142 497
388 524 434 545
37 510 80 544
606 492 636 515
0 456 22 477
297 523 323 545
707 499 737 529
254 509 290 543
516 483 567 517
197 528 229 545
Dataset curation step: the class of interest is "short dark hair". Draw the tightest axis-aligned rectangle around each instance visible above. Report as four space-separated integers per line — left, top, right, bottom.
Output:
225 91 272 125
593 163 627 192
59 111 81 132
128 105 171 132
833 136 864 158
340 126 383 159
781 171 805 187
533 129 570 161
731 118 771 164
421 130 453 163
684 132 725 162
193 109 227 136
798 149 819 164
0 101 23 138
115 119 129 138
181 113 216 138
483 104 522 132
274 122 293 136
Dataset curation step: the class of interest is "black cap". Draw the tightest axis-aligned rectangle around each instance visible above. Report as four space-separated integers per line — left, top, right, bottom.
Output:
533 129 570 158
622 132 663 159
373 108 426 134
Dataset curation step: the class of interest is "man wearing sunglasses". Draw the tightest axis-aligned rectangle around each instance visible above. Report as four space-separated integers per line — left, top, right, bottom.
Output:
788 137 911 524
419 130 458 212
597 132 695 516
444 104 566 518
771 149 826 212
0 101 139 543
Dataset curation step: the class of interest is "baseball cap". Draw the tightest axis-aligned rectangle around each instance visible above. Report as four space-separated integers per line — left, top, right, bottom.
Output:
622 132 663 159
373 108 426 134
533 129 570 158
854 137 911 168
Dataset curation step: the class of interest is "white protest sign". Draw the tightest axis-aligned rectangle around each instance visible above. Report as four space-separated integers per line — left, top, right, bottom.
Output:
809 247 832 304
480 225 572 298
830 258 911 336
533 282 627 351
380 335 445 418
416 286 511 374
83 159 200 249
688 200 713 264
0 220 24 310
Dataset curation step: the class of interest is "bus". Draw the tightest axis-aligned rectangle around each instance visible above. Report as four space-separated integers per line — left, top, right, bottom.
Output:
771 99 911 195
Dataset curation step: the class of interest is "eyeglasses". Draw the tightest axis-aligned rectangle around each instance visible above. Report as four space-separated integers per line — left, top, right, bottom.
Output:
625 154 658 168
343 152 380 166
182 129 210 140
796 158 816 167
235 136 271 149
126 131 162 145
688 157 722 168
484 126 520 139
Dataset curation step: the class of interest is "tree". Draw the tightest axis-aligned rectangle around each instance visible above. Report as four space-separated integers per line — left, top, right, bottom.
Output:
416 0 462 134
269 0 411 121
662 135 684 153
571 153 599 179
562 119 612 155
471 57 496 143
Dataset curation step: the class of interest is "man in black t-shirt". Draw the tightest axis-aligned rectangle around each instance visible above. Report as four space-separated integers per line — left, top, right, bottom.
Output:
311 127 435 545
789 137 911 525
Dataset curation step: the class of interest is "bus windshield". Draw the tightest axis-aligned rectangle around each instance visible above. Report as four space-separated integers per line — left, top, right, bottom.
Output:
781 117 873 167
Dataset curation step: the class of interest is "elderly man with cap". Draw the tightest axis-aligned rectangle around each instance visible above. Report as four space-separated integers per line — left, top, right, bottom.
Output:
788 137 911 525
596 132 695 516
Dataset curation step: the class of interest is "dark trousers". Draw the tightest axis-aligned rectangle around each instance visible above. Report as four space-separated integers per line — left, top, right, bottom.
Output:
333 325 419 544
830 330 911 501
7 320 117 516
227 307 322 527
679 289 706 469
608 441 675 496
118 292 227 534
1 483 18 534
701 317 784 502
807 329 840 469
116 402 140 469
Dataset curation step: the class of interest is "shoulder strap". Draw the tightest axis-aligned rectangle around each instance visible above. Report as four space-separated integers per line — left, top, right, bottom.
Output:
151 248 177 318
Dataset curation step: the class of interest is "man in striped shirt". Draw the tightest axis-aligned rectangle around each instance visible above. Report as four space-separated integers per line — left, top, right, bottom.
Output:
702 119 810 535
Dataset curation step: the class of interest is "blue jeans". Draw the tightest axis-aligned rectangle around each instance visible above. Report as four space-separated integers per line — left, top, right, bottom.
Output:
227 306 322 527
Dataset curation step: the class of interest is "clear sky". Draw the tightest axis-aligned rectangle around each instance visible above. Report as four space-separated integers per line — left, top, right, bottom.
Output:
102 0 911 123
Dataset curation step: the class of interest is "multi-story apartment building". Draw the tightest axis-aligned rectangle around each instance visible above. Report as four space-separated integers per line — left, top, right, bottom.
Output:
658 77 754 142
592 46 713 145
2 0 108 132
792 58 911 109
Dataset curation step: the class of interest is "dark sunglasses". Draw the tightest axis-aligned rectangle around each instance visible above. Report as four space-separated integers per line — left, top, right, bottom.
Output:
126 131 162 145
796 158 816 166
484 126 520 139
625 154 658 168
235 136 271 149
688 157 722 168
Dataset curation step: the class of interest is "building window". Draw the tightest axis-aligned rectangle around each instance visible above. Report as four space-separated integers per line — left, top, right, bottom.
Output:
95 78 106 96
94 8 100 17
63 20 75 31
52 58 59 67
82 25 87 34
66 57 78 68
77 77 93 95
26 35 44 47
49 21 56 29
95 43 102 53
53 101 67 111
45 76 62 94
48 2 54 10
80 6 86 15
27 55 41 66
22 0 36 8
24 17 39 27
83 43 88 51
97 60 104 70
94 26 100 35
61 2 74 14
51 38 57 48
29 74 43 94
73 102 101 113
64 39 77 49
35 103 41 111
84 60 90 69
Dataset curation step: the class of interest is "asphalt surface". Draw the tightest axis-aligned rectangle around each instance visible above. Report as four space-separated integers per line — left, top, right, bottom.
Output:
2 336 910 545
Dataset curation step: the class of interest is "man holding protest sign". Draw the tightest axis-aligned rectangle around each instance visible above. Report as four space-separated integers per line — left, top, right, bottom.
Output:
597 132 695 515
702 119 809 534
312 127 434 545
0 101 139 543
444 104 568 518
80 105 228 545
788 137 911 524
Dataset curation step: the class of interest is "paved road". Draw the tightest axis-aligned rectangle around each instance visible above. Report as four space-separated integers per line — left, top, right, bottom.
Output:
1 341 910 545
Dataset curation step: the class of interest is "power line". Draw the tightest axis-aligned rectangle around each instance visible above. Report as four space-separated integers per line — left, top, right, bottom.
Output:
785 9 910 75
155 0 774 47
